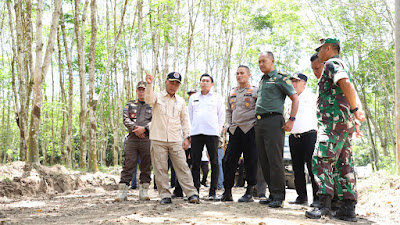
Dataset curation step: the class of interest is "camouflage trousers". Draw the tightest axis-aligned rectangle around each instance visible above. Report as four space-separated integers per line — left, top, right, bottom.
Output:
312 130 357 201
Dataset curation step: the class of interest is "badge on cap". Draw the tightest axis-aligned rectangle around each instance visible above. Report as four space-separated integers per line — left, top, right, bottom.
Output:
174 72 180 78
130 113 136 118
257 115 261 120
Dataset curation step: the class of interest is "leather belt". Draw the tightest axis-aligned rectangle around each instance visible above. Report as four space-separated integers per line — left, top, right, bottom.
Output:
256 112 282 120
292 130 317 138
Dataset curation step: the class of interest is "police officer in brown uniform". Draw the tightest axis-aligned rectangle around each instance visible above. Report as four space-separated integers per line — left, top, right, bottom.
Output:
116 81 152 201
217 65 258 202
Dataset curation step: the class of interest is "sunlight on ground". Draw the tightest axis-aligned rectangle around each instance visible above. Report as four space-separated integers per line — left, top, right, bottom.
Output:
201 211 225 216
8 200 46 208
124 214 177 223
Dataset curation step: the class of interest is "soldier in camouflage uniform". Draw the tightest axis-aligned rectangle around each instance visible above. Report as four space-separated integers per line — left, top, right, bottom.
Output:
305 38 365 222
116 81 152 202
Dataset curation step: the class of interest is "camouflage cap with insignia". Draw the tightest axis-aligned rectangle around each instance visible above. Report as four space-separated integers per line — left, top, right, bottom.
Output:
315 37 340 51
136 81 147 89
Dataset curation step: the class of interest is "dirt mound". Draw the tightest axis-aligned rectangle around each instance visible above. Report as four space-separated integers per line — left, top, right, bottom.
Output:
357 170 400 224
0 162 119 198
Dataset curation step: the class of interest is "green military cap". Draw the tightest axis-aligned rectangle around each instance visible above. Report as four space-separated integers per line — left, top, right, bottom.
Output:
315 37 340 51
136 81 147 89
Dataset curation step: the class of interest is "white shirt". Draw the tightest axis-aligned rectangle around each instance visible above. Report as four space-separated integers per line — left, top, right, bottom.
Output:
188 91 225 136
286 88 318 134
201 147 209 161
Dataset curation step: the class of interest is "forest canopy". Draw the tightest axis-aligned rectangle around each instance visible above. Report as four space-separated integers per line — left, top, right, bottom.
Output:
0 0 396 173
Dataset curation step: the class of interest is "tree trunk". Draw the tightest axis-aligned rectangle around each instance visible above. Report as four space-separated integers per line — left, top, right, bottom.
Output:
12 0 29 161
88 0 99 172
60 6 74 168
395 0 400 175
28 0 61 165
97 0 128 104
173 0 180 71
151 6 161 78
74 0 89 169
57 26 67 165
137 0 144 81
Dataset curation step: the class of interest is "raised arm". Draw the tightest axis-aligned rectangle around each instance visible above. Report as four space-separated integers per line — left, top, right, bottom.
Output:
145 71 156 106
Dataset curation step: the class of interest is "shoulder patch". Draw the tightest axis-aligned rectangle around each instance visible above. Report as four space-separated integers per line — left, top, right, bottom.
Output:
285 80 292 85
278 72 287 76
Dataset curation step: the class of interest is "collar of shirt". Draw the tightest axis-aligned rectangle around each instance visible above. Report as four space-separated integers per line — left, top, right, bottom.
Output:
161 90 175 98
262 69 277 80
237 84 250 92
200 90 215 96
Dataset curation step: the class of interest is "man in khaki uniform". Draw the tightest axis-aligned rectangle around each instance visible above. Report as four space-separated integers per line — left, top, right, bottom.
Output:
116 81 152 201
145 71 200 205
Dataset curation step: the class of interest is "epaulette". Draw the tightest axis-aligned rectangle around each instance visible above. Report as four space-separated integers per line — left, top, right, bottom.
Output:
278 72 288 76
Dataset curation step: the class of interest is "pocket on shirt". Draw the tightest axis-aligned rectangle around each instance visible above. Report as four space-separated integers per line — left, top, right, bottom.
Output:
173 102 183 117
156 101 167 115
145 107 152 119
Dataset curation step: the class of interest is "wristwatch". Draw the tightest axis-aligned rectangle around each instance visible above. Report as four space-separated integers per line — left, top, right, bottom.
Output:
350 107 359 113
289 116 296 121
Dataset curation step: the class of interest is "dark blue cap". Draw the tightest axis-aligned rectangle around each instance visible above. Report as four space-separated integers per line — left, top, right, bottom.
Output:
290 73 308 82
167 72 182 83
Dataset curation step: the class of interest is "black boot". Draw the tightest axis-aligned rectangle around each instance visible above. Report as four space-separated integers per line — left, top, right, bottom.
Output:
216 189 233 201
305 195 332 219
238 185 254 202
334 200 357 222
310 195 320 207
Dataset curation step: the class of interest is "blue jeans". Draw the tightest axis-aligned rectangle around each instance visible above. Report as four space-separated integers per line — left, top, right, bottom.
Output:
131 157 141 187
217 148 224 189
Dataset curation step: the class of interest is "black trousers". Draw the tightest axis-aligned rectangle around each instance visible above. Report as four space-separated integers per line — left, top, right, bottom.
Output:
255 114 285 201
223 127 257 190
289 131 318 200
191 134 219 195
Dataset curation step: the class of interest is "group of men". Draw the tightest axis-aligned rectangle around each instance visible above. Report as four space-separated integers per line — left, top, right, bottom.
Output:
115 37 365 222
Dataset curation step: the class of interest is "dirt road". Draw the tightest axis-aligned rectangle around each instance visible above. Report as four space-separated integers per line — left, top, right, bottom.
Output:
0 162 399 225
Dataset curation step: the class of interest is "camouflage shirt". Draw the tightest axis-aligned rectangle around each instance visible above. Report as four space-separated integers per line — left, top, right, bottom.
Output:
317 55 354 134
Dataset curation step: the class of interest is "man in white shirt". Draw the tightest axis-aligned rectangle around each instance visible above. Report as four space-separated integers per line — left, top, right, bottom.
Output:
286 73 319 207
188 74 225 200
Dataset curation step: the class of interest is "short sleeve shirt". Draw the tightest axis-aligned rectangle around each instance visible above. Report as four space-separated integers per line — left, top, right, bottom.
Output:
317 55 354 133
255 70 296 115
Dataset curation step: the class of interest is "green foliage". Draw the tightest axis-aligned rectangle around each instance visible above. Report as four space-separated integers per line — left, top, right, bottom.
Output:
251 14 273 31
